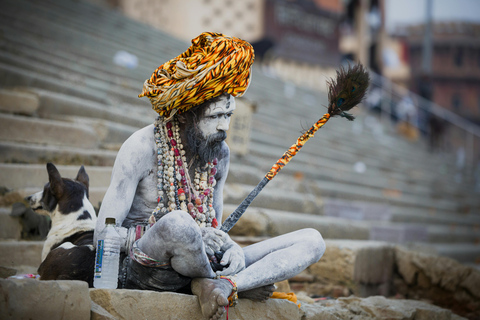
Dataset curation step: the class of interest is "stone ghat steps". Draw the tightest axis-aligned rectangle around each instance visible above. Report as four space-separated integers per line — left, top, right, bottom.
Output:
0 0 472 192
240 145 477 213
0 87 473 215
0 0 185 73
3 162 478 225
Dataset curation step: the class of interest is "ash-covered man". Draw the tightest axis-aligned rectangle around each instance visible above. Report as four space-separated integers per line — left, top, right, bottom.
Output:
95 32 325 320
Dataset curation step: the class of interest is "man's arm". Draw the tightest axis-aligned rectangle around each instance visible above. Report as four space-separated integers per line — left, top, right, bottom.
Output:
94 125 154 243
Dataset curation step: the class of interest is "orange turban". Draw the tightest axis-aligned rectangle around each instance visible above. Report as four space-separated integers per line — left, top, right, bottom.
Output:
139 32 255 117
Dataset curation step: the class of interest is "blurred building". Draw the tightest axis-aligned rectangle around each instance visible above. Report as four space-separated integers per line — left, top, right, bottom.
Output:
407 22 480 122
93 0 385 93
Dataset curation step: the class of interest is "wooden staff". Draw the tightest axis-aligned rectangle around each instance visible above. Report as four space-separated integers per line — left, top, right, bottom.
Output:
221 64 370 232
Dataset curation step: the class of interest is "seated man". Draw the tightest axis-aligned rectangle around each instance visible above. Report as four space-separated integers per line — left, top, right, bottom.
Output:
95 32 325 320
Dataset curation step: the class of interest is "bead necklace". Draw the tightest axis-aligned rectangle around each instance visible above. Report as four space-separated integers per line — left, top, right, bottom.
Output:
150 116 218 228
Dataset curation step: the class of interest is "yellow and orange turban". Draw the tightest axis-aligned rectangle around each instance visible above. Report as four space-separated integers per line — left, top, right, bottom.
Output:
139 32 255 118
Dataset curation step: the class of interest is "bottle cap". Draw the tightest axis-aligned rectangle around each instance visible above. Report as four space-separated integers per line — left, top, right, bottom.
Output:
105 217 116 225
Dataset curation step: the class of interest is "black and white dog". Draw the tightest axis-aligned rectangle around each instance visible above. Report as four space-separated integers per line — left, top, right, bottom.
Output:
27 163 96 286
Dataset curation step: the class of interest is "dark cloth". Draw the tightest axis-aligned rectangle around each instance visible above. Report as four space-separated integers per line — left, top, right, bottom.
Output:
121 254 192 293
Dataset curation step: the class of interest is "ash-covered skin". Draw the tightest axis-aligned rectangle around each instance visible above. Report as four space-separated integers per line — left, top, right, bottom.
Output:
95 94 326 320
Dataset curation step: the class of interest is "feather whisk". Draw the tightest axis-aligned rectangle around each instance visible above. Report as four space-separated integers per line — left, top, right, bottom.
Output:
221 63 370 232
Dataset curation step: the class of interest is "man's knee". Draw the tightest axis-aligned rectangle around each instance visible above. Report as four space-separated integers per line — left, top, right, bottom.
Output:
155 210 202 243
303 228 326 262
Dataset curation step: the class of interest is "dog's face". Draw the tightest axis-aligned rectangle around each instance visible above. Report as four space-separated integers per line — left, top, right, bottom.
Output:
28 163 92 219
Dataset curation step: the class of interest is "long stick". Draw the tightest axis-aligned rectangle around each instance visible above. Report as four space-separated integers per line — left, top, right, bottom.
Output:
220 63 370 232
220 113 331 232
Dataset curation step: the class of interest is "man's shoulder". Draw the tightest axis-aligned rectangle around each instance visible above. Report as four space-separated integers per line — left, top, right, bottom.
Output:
118 124 155 155
124 124 154 146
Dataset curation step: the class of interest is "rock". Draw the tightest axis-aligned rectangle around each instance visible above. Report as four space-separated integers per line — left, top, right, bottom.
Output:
90 288 303 320
395 246 480 298
0 279 90 320
301 295 466 320
394 246 480 319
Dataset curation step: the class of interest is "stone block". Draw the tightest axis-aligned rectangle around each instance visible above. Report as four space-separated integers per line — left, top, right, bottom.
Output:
0 89 39 115
90 289 303 320
0 241 43 269
0 279 91 320
305 240 394 297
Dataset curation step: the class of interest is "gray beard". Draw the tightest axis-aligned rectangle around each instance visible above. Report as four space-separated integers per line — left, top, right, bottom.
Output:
185 126 226 168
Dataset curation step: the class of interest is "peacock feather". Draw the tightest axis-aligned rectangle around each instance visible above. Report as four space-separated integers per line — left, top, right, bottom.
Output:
327 63 370 121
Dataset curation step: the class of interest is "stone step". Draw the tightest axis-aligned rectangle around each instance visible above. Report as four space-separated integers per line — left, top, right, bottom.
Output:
222 204 480 252
2 163 474 227
0 164 112 190
29 88 153 128
0 208 21 240
245 140 473 203
0 62 109 105
0 240 43 270
388 205 480 227
7 278 461 320
0 113 100 149
431 243 480 263
0 141 118 166
0 88 39 115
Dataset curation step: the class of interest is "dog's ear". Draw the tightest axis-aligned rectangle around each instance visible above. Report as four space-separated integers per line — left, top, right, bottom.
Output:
47 163 64 197
75 165 89 191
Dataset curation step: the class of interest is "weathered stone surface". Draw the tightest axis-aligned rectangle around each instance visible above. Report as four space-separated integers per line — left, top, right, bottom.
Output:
304 240 394 297
0 240 43 269
0 279 90 320
90 289 303 320
301 296 466 320
0 89 39 115
394 246 480 319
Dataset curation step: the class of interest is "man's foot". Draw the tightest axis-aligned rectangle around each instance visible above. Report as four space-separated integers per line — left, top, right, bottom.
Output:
191 278 233 320
238 284 275 302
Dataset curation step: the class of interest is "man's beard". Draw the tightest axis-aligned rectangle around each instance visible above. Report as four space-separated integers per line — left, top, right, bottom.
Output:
185 126 226 167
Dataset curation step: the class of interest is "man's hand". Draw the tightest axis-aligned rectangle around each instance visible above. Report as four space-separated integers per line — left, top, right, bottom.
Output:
201 227 228 256
215 241 245 276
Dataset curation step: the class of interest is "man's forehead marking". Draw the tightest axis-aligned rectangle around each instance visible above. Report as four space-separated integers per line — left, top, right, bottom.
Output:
206 96 234 115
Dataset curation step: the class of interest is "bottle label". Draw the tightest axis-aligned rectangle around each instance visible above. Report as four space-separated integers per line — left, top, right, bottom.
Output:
94 240 104 278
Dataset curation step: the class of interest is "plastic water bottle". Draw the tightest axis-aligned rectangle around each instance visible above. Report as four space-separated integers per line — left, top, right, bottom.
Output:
93 217 121 289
